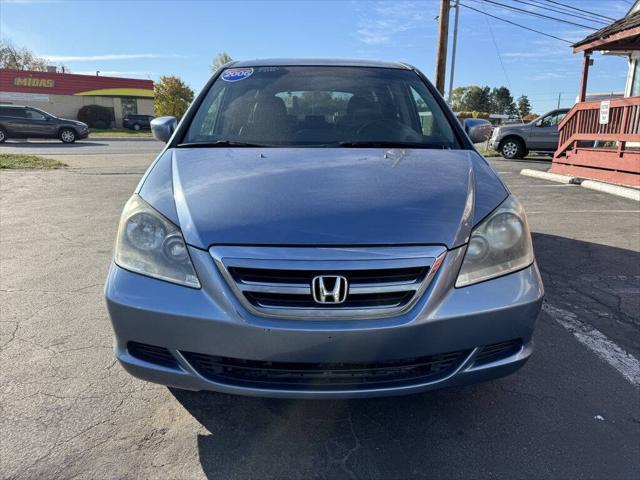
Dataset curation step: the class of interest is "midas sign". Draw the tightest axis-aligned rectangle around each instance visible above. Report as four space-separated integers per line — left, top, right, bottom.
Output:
14 77 55 88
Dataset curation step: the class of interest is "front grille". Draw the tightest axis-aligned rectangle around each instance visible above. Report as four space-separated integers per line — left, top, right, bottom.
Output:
211 246 446 319
474 339 522 366
245 290 414 309
127 342 180 370
182 350 468 390
228 266 427 284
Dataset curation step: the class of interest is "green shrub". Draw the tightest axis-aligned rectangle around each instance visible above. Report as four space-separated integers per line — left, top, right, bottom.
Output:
456 111 490 120
78 105 114 128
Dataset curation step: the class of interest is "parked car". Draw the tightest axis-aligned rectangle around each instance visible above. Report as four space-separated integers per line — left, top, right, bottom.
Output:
122 114 155 131
489 108 570 159
0 105 89 143
105 59 543 399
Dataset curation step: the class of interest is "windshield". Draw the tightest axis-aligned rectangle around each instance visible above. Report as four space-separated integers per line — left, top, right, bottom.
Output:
183 66 459 148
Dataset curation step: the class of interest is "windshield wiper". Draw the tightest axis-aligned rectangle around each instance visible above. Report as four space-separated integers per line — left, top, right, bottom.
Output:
337 141 449 149
176 140 268 148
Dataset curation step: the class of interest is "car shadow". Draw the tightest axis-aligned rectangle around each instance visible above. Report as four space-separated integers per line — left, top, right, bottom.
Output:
170 383 490 479
532 232 640 358
1 140 107 147
168 233 639 479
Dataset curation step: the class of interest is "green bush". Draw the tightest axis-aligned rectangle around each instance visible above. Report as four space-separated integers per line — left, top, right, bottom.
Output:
78 105 114 128
456 111 490 120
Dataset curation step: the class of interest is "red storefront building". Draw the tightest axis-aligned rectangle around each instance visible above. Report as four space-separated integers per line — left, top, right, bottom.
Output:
0 69 154 128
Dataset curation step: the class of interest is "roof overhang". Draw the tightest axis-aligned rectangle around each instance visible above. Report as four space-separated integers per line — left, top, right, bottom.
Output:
574 25 640 53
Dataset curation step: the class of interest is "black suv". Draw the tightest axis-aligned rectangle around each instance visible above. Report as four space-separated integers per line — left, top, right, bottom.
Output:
122 114 154 131
0 105 89 143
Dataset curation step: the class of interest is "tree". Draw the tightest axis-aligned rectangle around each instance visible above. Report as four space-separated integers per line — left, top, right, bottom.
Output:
212 52 233 72
0 39 48 71
465 86 492 112
0 39 69 72
450 86 471 112
491 86 516 115
451 86 492 113
517 95 532 118
154 76 194 119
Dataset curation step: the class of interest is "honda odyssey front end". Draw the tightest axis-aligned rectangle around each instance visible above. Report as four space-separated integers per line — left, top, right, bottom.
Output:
105 59 543 398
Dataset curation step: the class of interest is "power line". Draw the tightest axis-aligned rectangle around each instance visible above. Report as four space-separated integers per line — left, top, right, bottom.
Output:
526 92 571 98
472 0 599 30
511 0 608 25
543 0 618 22
458 3 574 43
479 2 523 121
520 0 608 23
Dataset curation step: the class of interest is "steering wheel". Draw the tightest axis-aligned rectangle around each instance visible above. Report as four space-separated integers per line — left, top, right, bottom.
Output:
355 119 419 141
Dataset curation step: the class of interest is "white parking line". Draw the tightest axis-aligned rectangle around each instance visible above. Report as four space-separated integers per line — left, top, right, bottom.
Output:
543 304 640 387
527 210 640 214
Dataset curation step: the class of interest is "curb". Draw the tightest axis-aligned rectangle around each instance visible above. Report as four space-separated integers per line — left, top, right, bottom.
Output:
520 168 640 201
87 136 157 141
520 169 576 184
581 180 640 202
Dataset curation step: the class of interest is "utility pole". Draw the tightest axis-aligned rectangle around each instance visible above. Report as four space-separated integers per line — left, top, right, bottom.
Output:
447 0 460 105
556 92 562 109
435 0 451 95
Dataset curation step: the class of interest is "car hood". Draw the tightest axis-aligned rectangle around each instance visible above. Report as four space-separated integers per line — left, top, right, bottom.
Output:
496 122 531 133
59 118 87 127
143 147 508 249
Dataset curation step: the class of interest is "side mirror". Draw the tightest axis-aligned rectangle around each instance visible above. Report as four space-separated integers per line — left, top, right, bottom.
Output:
535 120 543 127
463 118 492 143
150 116 177 143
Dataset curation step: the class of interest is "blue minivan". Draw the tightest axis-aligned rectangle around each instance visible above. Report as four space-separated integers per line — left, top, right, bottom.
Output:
105 59 543 398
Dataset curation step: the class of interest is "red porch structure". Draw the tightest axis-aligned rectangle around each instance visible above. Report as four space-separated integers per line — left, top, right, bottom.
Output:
552 6 640 187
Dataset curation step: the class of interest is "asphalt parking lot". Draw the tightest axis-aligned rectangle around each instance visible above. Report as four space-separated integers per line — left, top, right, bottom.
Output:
1 139 639 479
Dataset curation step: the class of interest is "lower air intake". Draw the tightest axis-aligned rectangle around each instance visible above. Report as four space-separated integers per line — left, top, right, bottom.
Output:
474 339 523 366
127 342 180 370
181 350 469 391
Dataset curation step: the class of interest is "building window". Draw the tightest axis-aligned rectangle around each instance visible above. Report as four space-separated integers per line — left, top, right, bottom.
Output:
121 98 138 116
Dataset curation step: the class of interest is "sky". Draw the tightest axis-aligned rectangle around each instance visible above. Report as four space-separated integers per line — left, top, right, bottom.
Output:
0 0 634 113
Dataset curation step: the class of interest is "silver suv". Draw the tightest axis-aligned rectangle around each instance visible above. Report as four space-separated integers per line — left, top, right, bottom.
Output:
490 108 569 159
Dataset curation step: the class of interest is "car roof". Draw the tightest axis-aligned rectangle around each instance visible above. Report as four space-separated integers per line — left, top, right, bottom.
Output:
228 58 413 70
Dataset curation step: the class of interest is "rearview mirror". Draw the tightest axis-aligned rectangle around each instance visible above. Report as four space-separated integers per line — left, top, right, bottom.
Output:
151 116 177 143
463 118 492 143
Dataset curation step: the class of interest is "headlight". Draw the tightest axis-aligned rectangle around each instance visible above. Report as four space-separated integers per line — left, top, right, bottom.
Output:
456 196 534 287
114 195 200 288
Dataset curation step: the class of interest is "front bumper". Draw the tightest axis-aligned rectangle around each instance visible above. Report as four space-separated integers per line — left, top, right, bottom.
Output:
105 246 544 399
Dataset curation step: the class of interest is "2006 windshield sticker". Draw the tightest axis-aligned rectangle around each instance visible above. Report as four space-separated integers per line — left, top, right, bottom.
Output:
221 68 254 82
